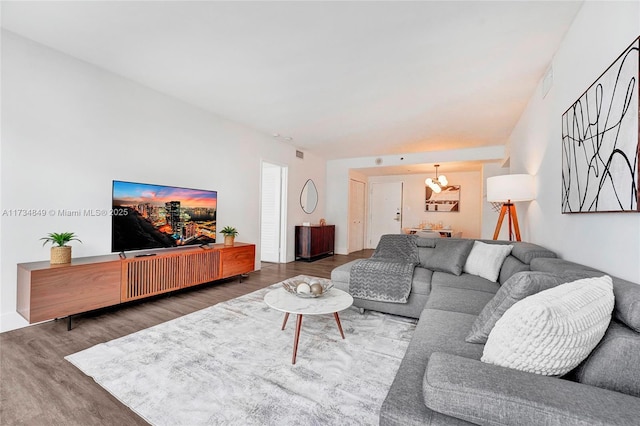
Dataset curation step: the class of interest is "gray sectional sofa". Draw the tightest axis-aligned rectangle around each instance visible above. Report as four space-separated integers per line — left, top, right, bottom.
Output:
331 237 640 425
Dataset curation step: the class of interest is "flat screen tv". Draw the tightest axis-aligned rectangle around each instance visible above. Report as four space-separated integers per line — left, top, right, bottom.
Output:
112 180 217 252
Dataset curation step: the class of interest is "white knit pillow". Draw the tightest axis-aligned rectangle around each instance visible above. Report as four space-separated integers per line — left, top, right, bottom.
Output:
463 241 513 282
481 275 614 376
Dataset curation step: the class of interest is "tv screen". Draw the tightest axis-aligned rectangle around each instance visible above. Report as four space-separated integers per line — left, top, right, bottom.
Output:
112 180 217 252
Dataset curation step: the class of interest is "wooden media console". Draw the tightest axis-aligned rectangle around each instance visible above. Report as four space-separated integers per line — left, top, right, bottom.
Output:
17 243 255 328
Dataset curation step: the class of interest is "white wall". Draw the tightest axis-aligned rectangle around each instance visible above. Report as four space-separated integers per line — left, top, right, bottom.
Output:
509 1 640 282
0 31 326 331
368 171 482 239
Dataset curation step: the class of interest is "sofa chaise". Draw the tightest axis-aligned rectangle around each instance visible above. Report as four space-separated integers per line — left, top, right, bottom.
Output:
331 237 640 425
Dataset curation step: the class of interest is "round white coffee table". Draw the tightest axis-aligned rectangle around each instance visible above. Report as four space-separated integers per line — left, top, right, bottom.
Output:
264 286 354 364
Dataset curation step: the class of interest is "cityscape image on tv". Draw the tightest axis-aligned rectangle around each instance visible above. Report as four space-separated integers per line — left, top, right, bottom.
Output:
112 180 217 252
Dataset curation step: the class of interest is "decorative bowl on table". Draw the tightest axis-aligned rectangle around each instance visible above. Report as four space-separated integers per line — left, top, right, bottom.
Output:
282 276 333 298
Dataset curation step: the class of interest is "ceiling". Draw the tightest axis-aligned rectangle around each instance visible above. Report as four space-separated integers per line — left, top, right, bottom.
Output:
1 1 582 161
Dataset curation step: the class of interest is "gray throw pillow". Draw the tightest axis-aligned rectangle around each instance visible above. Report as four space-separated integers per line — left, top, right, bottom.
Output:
420 239 474 276
466 271 565 344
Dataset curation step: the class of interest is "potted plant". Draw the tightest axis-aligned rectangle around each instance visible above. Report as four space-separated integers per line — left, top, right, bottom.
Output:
41 232 82 264
220 226 238 246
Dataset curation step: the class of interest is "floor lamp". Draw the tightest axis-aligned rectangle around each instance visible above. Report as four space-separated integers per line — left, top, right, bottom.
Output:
487 174 534 242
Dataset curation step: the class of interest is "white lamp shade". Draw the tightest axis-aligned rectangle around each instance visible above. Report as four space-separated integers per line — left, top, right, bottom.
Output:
487 174 535 202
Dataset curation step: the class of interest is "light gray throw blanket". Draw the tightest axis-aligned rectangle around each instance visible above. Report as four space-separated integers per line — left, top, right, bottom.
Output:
349 234 419 303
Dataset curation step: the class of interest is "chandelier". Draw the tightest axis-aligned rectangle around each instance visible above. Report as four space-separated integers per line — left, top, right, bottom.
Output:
425 164 448 193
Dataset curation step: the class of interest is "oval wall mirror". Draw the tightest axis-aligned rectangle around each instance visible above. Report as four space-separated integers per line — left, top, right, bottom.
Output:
300 179 318 214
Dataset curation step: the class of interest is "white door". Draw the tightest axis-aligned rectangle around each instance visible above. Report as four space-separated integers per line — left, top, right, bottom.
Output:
368 181 403 248
260 162 287 262
348 179 366 253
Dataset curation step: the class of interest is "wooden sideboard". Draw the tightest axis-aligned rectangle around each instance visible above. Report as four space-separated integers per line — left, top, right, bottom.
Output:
295 225 335 261
17 243 255 326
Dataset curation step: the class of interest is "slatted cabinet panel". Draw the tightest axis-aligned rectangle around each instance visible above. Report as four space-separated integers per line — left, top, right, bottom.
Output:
121 255 182 301
121 249 221 301
179 250 220 288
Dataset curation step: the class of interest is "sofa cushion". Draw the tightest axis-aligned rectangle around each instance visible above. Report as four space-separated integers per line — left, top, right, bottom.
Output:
611 278 640 333
411 267 433 295
530 257 601 275
466 271 567 344
475 240 556 263
380 309 481 426
426 288 495 316
498 255 530 285
574 320 640 397
482 275 614 376
509 242 556 264
416 237 437 248
463 241 513 282
330 259 356 284
431 272 500 294
561 270 640 333
419 239 474 276
423 352 640 426
532 258 640 332
418 309 486 361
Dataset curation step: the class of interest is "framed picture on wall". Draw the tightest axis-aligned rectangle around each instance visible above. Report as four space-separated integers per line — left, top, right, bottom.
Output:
561 36 639 213
425 185 460 212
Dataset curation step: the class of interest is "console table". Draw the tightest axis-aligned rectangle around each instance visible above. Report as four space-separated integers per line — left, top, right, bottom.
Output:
295 225 335 261
17 243 255 328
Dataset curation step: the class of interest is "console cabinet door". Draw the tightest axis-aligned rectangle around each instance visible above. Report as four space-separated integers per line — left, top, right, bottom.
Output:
322 225 335 255
220 245 256 278
18 261 121 323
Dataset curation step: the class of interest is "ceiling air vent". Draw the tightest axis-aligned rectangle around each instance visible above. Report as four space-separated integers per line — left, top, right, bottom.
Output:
296 150 304 159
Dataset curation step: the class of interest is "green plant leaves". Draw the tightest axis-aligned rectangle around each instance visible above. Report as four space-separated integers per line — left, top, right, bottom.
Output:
40 232 82 247
220 226 238 237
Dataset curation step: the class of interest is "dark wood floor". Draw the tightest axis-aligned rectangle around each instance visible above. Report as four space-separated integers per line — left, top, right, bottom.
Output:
0 251 372 425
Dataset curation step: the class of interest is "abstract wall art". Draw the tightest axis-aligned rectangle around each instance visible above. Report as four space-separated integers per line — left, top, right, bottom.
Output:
425 185 460 212
561 36 639 213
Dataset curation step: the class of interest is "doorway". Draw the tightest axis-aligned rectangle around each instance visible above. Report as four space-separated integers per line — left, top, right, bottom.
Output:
368 181 403 248
260 161 288 263
348 179 366 253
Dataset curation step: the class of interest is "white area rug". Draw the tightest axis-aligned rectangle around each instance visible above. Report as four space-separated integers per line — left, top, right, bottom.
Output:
66 279 417 425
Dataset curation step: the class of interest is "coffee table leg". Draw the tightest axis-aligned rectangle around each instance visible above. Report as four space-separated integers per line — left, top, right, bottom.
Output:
281 312 290 330
333 312 345 339
292 314 303 364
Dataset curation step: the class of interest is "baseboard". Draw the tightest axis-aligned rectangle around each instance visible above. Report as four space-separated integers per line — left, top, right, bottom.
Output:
0 311 30 333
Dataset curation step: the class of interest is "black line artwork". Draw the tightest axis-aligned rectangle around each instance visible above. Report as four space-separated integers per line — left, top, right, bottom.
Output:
561 37 639 213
